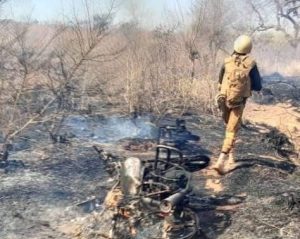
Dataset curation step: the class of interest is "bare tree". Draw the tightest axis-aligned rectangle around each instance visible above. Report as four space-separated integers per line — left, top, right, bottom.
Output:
0 0 66 155
0 20 62 159
43 0 124 112
250 0 300 47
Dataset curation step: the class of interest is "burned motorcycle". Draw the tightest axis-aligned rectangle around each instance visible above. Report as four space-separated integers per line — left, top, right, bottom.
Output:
158 119 200 148
103 145 209 239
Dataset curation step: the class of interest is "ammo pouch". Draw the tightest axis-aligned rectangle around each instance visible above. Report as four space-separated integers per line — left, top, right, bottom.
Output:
216 93 245 111
226 96 245 108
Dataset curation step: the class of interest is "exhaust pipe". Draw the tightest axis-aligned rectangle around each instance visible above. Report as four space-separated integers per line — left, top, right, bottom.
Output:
160 190 187 214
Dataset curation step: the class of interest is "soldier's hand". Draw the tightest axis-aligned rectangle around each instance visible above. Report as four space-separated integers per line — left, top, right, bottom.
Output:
215 93 226 110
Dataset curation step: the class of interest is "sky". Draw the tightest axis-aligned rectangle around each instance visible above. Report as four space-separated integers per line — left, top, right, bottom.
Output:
0 0 192 26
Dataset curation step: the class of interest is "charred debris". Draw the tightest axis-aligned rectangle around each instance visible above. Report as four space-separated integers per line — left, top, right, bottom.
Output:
1 116 299 238
91 118 210 239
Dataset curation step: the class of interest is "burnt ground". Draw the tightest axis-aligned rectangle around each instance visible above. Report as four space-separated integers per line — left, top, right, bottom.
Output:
0 112 299 239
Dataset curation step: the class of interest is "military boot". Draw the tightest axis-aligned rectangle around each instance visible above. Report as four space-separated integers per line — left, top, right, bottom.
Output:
212 153 227 175
226 150 240 172
228 150 236 165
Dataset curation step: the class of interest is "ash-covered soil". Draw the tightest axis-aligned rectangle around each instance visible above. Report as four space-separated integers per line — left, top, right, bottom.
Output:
0 112 299 239
0 140 111 239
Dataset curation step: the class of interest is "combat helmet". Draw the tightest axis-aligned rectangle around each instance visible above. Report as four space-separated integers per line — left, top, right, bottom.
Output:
234 35 252 54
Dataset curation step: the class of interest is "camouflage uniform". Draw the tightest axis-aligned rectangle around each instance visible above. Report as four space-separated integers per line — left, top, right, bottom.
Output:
219 54 262 154
213 45 262 174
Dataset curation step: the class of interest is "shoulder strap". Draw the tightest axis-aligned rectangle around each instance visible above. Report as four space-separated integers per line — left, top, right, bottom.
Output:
241 55 256 69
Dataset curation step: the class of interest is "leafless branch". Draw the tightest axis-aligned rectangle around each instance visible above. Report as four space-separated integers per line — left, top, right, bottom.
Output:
250 0 300 47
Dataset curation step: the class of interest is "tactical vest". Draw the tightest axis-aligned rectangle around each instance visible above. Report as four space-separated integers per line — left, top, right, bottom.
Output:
220 54 255 108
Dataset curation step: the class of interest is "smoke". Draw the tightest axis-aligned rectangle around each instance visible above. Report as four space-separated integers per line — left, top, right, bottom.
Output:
63 115 158 143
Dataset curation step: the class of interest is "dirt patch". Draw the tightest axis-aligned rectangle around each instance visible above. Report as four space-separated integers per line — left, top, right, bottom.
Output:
119 138 157 152
244 101 300 163
198 168 224 193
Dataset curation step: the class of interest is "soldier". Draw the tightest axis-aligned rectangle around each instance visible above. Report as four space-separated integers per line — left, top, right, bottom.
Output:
212 35 262 175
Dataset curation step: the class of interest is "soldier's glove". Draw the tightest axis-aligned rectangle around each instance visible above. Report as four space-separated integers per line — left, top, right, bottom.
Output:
215 93 226 109
215 93 226 111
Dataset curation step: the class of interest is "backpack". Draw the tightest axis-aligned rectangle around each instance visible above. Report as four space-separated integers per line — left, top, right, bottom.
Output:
220 54 255 108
